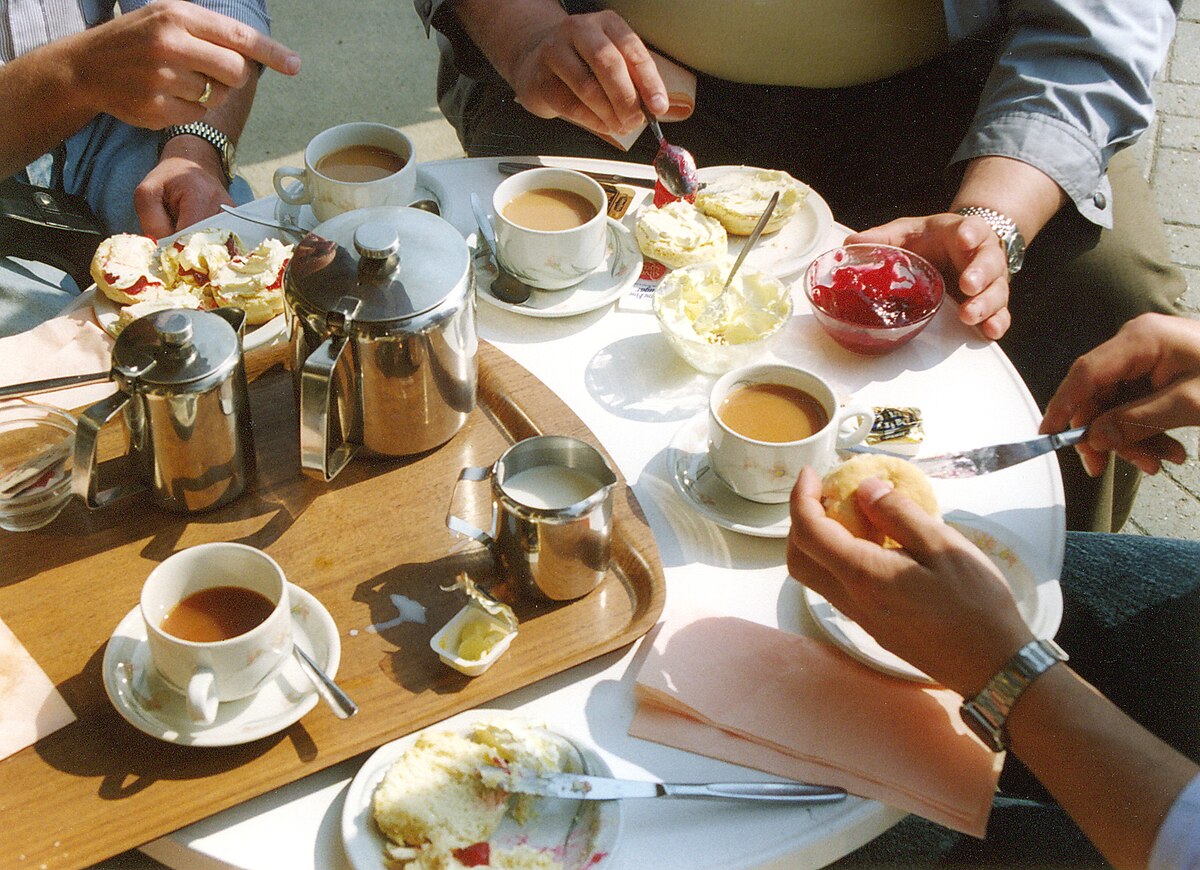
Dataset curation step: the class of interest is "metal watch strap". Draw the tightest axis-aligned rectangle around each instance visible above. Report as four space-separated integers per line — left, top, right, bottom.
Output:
162 121 235 186
957 205 1025 277
960 638 1068 752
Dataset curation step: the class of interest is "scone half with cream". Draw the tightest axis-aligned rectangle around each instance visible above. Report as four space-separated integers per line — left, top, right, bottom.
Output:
695 166 808 235
90 233 173 305
635 199 728 269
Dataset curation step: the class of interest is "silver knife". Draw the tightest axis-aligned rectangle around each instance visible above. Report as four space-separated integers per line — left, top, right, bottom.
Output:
504 771 847 803
844 426 1088 479
498 160 656 189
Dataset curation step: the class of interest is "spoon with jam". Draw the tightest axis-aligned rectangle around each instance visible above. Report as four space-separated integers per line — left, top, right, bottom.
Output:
642 105 701 202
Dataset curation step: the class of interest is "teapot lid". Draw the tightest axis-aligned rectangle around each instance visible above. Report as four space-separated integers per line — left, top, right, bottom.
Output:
111 308 241 385
286 206 470 324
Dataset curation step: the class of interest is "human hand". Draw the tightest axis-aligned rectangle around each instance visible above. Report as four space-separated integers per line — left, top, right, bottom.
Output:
134 150 231 238
845 213 1011 339
786 466 1032 696
1041 313 1200 476
499 9 668 139
72 0 299 130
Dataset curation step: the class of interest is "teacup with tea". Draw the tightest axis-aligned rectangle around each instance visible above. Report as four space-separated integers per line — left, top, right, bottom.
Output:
273 121 416 222
708 363 875 504
491 167 608 290
141 542 292 724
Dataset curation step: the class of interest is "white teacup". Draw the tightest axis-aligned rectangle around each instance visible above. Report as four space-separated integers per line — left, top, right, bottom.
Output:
273 122 416 223
708 363 875 504
141 543 292 725
491 167 608 290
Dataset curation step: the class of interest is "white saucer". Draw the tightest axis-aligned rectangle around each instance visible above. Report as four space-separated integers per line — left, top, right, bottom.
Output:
802 512 1055 683
696 166 834 280
342 709 621 870
473 218 642 318
274 175 445 233
667 411 790 538
102 584 341 746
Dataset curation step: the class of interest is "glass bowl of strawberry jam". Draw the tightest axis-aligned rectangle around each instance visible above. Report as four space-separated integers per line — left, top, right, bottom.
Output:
804 244 944 355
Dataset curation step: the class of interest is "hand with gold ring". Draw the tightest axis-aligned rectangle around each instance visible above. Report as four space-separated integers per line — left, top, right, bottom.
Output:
197 78 214 105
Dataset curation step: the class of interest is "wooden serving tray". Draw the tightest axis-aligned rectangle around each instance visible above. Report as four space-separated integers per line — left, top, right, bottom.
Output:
0 340 665 870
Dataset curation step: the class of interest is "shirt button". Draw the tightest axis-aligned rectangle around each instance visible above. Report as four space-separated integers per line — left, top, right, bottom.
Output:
1093 192 1108 210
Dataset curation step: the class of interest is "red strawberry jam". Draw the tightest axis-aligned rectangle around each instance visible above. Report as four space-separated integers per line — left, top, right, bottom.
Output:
806 245 943 355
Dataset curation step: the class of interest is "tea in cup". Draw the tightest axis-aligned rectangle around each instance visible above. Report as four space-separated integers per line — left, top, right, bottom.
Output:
273 122 416 222
491 167 608 290
141 543 292 724
708 363 875 504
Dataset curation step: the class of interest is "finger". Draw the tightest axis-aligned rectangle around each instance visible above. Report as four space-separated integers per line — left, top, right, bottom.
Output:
184 8 300 76
1074 442 1110 478
1086 383 1200 451
544 46 624 133
1041 330 1160 434
958 274 1007 327
975 304 1011 340
852 479 953 565
844 219 926 251
133 184 174 239
605 21 667 118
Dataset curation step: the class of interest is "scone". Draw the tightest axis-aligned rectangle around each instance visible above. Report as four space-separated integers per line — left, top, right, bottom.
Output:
821 454 939 546
160 227 243 292
90 233 171 305
114 292 204 334
694 167 807 235
635 199 727 269
207 238 292 325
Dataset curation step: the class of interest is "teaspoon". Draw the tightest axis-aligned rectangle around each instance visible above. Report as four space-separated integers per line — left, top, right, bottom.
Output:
691 190 780 335
219 204 308 239
469 193 533 305
643 106 701 198
292 644 358 719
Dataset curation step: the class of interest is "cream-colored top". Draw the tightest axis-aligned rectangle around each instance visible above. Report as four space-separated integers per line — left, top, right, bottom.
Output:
601 0 949 87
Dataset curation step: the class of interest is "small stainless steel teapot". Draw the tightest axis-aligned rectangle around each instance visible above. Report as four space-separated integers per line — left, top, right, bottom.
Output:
72 307 254 513
285 206 476 481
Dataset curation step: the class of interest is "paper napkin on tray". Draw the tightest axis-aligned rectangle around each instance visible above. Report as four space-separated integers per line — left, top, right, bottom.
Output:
0 616 76 761
630 613 1002 837
0 309 114 411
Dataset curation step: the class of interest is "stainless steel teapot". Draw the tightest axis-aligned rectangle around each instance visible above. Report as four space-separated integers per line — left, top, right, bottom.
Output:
72 307 255 513
285 207 476 481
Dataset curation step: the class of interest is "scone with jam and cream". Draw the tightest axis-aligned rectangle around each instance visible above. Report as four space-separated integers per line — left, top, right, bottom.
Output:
208 238 291 325
160 227 242 291
90 233 173 305
694 167 808 235
635 199 727 269
371 718 581 869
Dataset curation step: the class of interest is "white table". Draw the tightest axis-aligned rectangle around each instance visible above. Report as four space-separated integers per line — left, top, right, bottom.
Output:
140 156 1065 870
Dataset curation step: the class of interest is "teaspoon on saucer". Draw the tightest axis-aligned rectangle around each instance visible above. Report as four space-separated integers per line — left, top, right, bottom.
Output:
470 193 533 305
293 645 358 719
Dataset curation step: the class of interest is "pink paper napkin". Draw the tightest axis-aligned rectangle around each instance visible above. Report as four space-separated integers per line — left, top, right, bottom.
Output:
0 309 114 410
630 613 1001 837
0 617 76 761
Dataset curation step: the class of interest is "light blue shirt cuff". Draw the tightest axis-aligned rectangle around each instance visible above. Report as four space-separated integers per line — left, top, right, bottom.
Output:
952 110 1114 229
1149 771 1200 870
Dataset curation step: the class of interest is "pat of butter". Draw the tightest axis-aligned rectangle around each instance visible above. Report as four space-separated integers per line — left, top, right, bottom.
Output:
430 604 518 677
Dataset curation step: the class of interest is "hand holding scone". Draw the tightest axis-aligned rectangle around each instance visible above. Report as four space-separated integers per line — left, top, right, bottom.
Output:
787 465 1032 696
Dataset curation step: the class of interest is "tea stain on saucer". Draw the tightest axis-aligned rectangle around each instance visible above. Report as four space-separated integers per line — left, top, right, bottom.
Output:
365 594 427 634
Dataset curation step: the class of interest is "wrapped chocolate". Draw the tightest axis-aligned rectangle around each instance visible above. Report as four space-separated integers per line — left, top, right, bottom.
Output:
867 407 924 455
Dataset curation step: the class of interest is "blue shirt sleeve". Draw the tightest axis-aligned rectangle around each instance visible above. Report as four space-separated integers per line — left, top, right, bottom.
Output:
1149 771 1200 870
949 0 1175 228
116 0 271 36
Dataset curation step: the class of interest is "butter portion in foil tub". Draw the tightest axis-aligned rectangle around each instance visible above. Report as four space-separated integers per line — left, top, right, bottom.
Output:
867 407 924 455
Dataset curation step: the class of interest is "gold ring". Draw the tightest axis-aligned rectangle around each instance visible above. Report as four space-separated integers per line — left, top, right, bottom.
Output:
198 79 213 105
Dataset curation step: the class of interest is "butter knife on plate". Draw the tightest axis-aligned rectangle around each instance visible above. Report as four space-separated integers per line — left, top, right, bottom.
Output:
503 771 847 803
844 426 1088 479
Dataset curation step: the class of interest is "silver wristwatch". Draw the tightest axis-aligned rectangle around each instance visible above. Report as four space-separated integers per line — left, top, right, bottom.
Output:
957 206 1026 277
162 121 236 187
961 638 1068 752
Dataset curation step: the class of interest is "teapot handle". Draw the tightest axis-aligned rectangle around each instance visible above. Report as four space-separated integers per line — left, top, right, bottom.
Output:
299 332 360 481
72 390 146 509
445 464 496 547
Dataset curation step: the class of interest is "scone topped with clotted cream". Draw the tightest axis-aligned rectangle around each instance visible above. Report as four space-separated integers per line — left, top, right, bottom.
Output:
695 166 807 235
635 199 728 269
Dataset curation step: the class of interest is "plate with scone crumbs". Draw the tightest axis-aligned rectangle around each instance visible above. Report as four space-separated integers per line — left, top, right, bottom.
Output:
800 512 1059 683
342 710 620 870
695 166 834 280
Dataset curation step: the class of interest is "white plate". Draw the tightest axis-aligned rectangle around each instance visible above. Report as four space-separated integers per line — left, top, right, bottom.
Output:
102 584 340 746
342 709 621 870
667 411 790 538
802 512 1056 683
87 287 288 351
696 165 834 280
473 218 642 318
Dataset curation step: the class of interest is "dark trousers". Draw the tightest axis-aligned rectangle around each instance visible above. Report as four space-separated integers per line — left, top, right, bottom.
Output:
440 30 1186 533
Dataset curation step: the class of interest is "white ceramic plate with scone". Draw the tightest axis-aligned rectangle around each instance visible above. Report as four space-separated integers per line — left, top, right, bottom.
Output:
696 165 834 280
342 709 621 870
801 512 1062 683
667 410 791 538
472 218 642 318
102 584 339 746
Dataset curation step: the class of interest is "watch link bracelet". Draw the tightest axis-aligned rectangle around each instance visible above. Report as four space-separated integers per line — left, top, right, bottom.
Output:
960 638 1068 752
161 121 237 187
957 205 1026 278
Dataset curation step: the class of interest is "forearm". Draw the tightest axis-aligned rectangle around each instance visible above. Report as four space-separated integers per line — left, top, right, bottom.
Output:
949 156 1067 246
1005 664 1198 868
447 0 567 83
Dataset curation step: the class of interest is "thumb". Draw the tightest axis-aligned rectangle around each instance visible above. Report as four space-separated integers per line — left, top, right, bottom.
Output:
854 477 947 561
